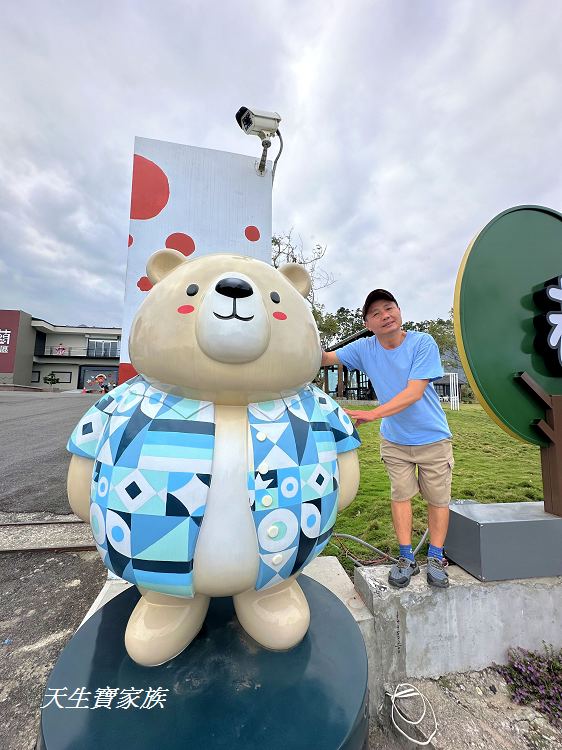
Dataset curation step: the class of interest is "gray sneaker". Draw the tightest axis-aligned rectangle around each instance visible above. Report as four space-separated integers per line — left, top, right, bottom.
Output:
388 557 420 588
427 556 449 588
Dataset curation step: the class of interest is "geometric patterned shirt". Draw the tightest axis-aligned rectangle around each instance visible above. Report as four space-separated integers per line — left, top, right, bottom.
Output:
67 376 360 598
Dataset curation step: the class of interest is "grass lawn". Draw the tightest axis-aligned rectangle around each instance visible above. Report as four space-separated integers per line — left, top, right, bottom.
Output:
331 403 542 572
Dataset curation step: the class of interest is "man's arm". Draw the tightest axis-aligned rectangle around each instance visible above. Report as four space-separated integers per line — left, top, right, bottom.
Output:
345 379 429 426
321 350 341 366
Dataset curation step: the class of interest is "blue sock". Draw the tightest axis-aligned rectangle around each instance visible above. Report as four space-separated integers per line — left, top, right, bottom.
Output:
428 544 444 560
399 544 415 562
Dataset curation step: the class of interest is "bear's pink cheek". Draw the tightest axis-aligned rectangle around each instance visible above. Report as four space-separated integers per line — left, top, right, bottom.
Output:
177 305 195 314
273 311 287 320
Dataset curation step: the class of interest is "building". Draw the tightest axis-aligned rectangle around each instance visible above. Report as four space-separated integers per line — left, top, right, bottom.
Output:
322 328 467 401
0 309 121 391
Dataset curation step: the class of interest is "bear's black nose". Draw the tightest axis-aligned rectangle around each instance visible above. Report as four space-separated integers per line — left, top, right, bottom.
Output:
215 277 253 299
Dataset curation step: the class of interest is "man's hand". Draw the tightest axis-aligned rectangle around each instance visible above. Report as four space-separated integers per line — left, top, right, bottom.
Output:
321 350 340 367
344 380 429 427
344 408 379 426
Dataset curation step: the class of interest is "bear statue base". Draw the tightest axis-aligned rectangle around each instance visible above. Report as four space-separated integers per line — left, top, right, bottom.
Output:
38 576 369 750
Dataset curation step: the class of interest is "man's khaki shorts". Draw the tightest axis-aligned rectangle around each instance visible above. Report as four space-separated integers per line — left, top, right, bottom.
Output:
380 437 454 507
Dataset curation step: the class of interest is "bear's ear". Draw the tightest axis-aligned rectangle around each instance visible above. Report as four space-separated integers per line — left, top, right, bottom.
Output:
277 263 312 298
146 249 186 285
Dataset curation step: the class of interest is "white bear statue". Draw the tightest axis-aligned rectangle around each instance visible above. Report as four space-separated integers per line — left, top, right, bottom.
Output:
67 250 360 666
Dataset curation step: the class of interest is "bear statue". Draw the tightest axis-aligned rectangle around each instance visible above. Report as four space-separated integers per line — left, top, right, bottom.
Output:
67 250 361 666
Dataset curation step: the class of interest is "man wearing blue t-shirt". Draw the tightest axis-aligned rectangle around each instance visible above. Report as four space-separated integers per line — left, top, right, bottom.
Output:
321 289 453 588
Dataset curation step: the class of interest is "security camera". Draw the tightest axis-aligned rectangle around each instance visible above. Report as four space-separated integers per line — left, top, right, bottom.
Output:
235 106 284 179
235 107 282 139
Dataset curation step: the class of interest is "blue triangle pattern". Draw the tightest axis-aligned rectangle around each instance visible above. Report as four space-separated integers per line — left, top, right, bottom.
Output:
301 432 320 464
320 490 338 530
276 425 298 462
130 514 188 556
255 562 280 590
114 430 148 469
278 547 299 578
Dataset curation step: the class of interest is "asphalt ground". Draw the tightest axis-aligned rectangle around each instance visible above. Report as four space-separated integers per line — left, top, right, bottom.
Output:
0 391 98 515
0 390 106 749
0 550 107 750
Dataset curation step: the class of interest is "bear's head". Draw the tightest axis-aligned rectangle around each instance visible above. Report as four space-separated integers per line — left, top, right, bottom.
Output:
129 250 322 405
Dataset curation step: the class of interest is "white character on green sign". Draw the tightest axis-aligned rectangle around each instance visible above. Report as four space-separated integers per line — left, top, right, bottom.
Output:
547 277 562 365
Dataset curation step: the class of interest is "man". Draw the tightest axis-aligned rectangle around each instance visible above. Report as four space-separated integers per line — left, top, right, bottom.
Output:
321 289 453 589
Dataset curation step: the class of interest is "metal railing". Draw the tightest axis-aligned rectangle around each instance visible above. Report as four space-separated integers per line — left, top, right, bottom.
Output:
41 346 121 358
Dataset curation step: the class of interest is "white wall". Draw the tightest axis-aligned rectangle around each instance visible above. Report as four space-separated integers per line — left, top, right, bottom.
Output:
34 363 80 390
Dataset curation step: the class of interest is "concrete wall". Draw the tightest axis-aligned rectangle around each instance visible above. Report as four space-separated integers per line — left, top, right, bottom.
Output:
0 310 36 386
13 312 35 386
34 363 80 390
355 564 562 712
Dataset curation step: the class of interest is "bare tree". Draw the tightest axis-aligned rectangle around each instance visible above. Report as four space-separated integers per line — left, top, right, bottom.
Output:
271 230 335 305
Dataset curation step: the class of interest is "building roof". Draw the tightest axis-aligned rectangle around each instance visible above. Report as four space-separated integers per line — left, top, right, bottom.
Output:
326 329 371 351
31 318 121 335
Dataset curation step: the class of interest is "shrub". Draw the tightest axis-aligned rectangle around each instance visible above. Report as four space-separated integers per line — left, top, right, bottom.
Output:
43 371 60 386
497 644 562 727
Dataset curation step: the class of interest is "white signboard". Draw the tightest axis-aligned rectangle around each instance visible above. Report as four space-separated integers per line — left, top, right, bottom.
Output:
120 137 272 381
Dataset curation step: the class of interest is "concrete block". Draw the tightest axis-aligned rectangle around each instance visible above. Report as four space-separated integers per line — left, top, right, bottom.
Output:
305 557 378 711
304 556 374 635
355 562 562 711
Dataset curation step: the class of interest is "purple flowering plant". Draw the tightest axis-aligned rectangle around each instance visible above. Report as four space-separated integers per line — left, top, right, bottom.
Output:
496 644 562 727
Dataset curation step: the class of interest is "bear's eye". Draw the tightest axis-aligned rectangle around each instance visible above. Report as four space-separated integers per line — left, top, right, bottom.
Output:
270 291 280 303
186 284 199 296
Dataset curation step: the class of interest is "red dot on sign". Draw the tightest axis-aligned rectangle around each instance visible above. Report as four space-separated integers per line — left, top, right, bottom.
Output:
128 234 133 247
177 305 195 314
130 154 170 220
137 276 153 292
166 233 196 257
118 363 138 384
245 225 260 242
273 311 287 320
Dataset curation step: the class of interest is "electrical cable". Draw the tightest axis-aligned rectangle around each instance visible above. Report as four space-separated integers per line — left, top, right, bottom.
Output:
387 683 437 746
330 535 385 566
271 129 283 182
413 528 429 555
331 529 430 567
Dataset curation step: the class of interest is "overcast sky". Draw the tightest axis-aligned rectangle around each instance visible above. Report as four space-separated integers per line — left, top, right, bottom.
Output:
1 0 561 327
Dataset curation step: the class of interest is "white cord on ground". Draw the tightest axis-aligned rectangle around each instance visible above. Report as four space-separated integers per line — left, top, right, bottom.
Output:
388 682 437 746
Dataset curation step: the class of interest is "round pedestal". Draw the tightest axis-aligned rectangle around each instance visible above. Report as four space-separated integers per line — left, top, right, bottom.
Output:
38 576 369 750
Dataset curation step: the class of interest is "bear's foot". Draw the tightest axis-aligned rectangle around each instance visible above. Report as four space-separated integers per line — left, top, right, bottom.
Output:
233 576 310 650
125 589 210 666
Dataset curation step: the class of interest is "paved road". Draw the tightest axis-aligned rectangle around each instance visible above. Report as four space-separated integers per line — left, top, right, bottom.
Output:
0 391 98 514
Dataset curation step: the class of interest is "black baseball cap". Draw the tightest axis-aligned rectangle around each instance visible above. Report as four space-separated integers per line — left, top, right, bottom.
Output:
362 289 398 319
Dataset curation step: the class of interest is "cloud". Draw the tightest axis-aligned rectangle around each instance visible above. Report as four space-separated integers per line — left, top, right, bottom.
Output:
0 0 561 328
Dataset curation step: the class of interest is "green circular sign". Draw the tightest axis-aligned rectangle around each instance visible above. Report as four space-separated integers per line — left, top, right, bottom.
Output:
454 205 562 446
